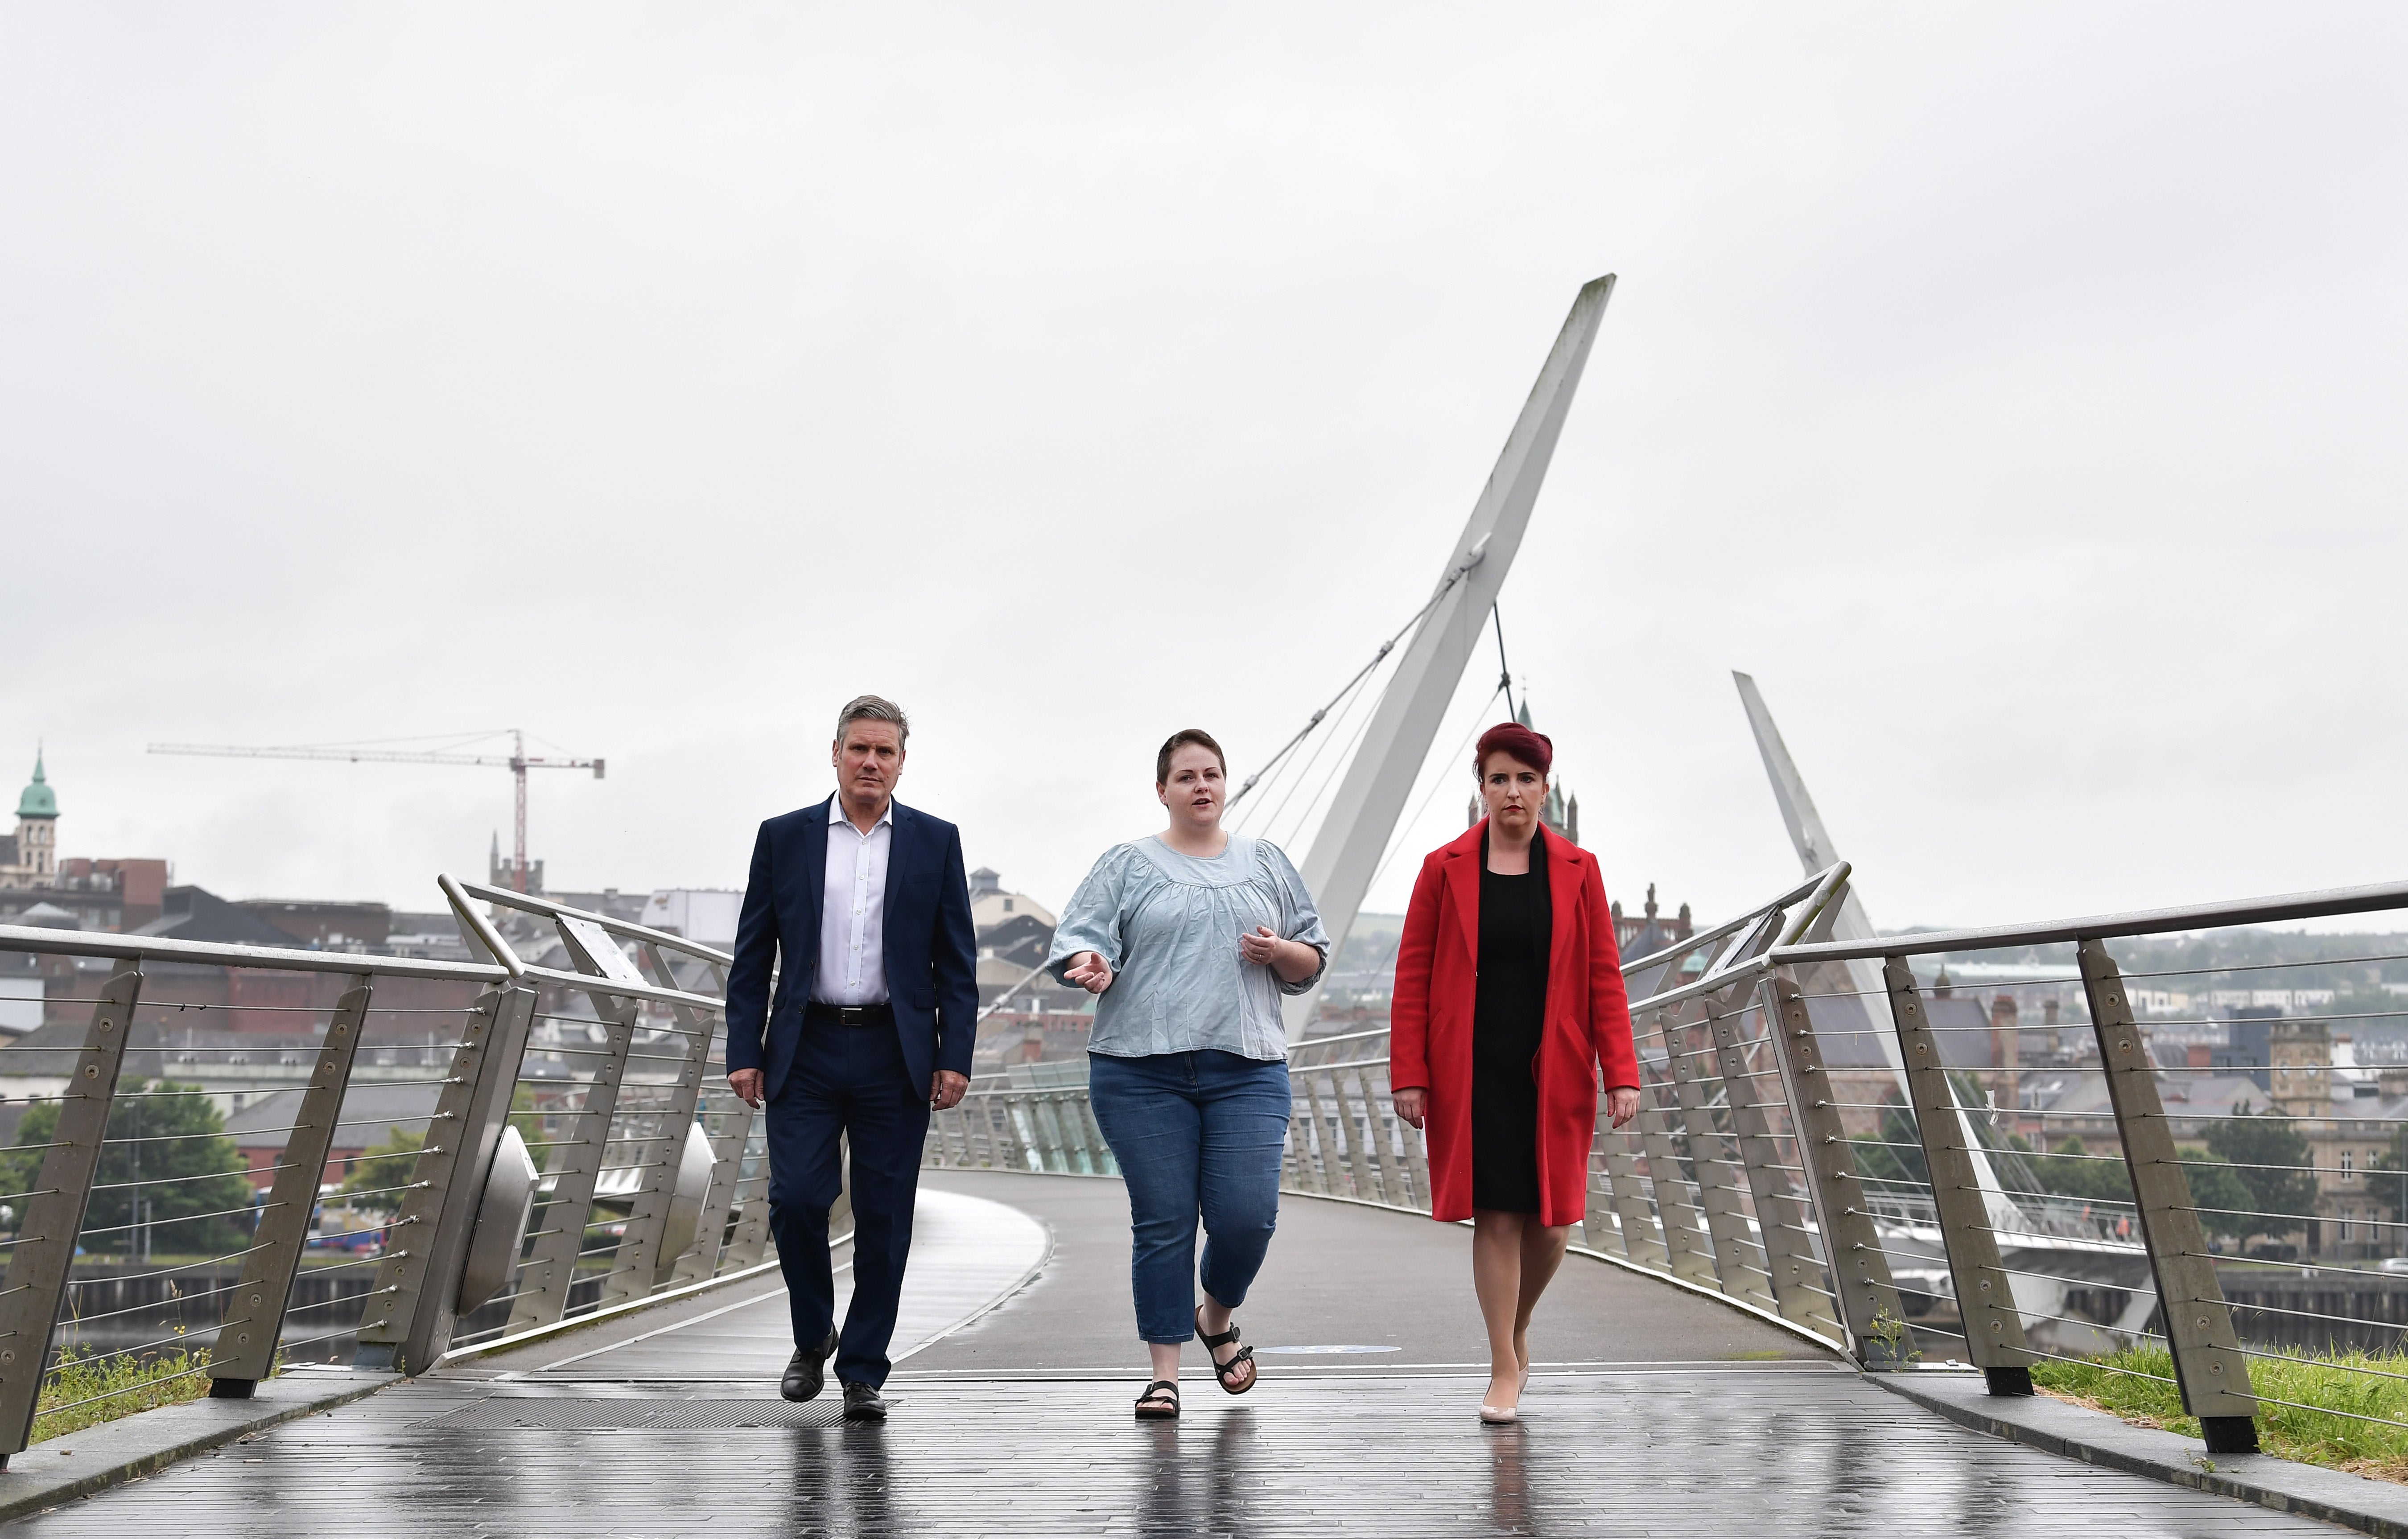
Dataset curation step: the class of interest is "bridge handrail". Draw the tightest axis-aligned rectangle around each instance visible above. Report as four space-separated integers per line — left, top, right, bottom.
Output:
1618 862 1846 976
447 875 736 969
1624 860 1852 1016
1771 875 2408 963
0 921 507 984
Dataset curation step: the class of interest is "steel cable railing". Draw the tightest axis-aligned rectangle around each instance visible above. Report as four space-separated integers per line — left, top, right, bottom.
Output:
0 877 781 1461
0 930 511 1454
1773 876 2408 1455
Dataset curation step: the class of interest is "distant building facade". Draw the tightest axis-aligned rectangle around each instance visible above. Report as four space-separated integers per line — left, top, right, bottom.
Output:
0 753 172 932
0 753 58 887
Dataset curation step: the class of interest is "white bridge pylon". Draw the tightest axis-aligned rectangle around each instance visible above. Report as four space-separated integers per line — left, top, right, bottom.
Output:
1283 274 1617 1042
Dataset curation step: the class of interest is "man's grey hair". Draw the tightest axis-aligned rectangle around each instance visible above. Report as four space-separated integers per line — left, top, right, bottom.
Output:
833 694 910 748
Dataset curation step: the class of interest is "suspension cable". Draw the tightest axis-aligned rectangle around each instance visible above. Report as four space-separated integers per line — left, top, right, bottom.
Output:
1226 554 1486 810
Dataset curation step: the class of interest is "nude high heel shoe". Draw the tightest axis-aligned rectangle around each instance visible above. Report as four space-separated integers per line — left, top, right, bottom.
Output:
1480 1368 1521 1424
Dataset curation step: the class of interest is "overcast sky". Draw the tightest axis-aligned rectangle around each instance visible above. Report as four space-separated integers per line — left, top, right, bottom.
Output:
5 5 2406 937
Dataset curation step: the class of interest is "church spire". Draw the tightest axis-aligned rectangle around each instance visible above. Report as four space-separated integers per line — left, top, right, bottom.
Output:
16 748 56 819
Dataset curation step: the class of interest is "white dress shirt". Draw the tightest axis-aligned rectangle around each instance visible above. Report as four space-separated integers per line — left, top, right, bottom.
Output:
813 797 893 1005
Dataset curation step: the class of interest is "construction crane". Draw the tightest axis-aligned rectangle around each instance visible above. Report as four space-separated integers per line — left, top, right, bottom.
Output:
148 729 604 893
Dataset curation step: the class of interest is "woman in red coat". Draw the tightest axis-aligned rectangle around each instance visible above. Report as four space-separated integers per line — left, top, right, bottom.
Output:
1390 721 1640 1424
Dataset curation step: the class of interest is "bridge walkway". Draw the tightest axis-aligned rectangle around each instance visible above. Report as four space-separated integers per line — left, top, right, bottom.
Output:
0 1172 2341 1537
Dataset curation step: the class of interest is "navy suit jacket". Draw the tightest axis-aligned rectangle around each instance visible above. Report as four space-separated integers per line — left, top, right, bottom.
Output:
725 797 979 1103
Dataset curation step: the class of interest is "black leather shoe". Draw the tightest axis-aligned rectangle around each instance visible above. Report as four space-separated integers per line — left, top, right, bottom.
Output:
781 1329 840 1403
841 1381 888 1421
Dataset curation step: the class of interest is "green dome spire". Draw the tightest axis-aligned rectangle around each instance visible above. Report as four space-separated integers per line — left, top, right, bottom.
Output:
17 751 55 819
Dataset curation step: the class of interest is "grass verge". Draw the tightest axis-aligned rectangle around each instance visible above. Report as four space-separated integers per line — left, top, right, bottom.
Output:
2032 1344 2408 1483
31 1346 221 1443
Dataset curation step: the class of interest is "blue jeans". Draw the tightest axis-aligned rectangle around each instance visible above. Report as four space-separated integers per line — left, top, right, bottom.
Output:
1087 1049 1291 1344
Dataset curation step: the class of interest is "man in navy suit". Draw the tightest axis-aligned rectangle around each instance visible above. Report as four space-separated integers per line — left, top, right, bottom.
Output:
726 694 978 1420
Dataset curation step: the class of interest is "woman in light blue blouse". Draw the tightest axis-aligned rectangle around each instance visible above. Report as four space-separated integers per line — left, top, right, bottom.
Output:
1050 728 1329 1420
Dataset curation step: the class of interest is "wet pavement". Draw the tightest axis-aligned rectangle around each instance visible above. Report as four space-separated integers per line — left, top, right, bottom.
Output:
0 1173 2350 1537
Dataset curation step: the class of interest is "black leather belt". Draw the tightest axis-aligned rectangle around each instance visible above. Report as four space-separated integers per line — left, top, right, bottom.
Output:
805 1000 895 1028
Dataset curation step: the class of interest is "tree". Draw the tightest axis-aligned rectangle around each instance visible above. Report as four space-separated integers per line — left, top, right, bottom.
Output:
2169 1148 2256 1247
0 1081 250 1256
1847 1093 1927 1193
342 1087 538 1206
2028 1136 2133 1205
2205 1111 2322 1246
341 1127 426 1202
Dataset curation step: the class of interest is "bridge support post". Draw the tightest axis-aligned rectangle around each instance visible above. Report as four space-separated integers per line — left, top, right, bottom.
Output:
209 977 374 1394
356 980 538 1374
673 1089 750 1286
1883 959 2035 1395
592 942 721 1301
508 975 640 1331
1325 1070 1382 1202
1659 999 1778 1310
2078 940 2260 1453
1710 983 1837 1335
718 1114 774 1269
1761 971 1908 1365
0 963 141 1464
1635 1005 1724 1292
1594 1117 1670 1267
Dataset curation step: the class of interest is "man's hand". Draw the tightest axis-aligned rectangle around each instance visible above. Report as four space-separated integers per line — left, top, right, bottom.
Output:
1393 1086 1427 1130
728 1068 765 1109
1606 1086 1641 1129
1063 951 1115 994
931 1070 969 1111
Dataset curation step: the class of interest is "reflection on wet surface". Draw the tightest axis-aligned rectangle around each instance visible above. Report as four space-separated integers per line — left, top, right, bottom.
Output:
0 1368 2345 1537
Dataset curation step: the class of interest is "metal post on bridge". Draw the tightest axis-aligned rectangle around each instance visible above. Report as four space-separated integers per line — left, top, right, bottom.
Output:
0 963 142 1465
588 940 719 1303
1883 958 2035 1395
1657 1000 1778 1312
1634 1005 1723 1292
1761 971 1909 1366
207 977 374 1395
1592 1115 1670 1267
1707 984 1837 1333
355 979 538 1375
2078 939 2260 1453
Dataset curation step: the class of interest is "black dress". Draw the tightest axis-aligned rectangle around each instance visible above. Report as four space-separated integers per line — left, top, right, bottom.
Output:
1471 828 1552 1214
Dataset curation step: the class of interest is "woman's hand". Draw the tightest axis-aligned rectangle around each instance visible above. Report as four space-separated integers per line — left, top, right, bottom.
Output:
1393 1087 1427 1129
1606 1086 1641 1129
1063 951 1115 994
1238 926 1320 984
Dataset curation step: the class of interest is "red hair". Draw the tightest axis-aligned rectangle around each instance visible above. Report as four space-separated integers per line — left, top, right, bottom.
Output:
1474 721 1552 778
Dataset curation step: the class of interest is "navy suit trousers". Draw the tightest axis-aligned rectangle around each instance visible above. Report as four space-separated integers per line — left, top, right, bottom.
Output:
765 1016 930 1390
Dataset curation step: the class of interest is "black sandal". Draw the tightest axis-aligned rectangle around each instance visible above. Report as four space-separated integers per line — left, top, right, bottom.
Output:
1134 1379 1181 1420
1196 1307 1256 1396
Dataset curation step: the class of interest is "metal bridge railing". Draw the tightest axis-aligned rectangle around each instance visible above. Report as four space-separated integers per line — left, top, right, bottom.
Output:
0 920 504 1464
1778 875 2408 1456
395 876 777 1364
0 877 774 1465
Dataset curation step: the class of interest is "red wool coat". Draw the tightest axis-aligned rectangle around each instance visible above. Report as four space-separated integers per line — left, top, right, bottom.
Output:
1389 821 1638 1227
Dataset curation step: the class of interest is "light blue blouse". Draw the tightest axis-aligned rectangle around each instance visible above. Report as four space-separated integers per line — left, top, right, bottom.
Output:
1047 835 1330 1062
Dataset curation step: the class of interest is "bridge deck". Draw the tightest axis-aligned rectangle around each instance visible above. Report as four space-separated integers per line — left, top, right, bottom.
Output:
0 1173 2342 1536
